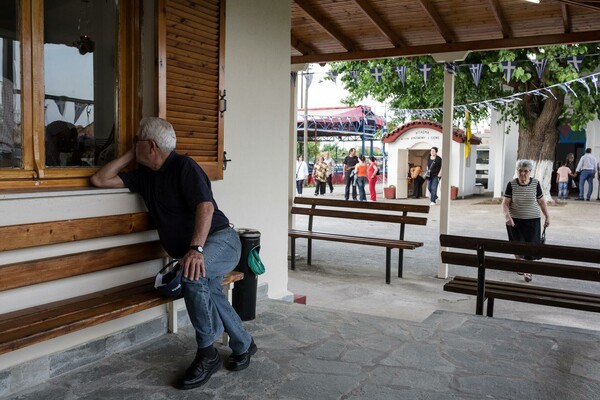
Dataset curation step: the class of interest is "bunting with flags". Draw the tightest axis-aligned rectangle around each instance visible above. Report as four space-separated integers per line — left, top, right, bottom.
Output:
531 59 548 79
349 70 358 82
418 64 432 84
370 67 383 83
469 64 483 87
567 55 583 71
54 99 66 117
326 71 338 82
74 102 87 123
395 66 407 86
501 61 517 82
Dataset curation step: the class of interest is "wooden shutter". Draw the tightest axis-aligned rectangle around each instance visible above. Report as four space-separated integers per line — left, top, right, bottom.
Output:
158 0 224 180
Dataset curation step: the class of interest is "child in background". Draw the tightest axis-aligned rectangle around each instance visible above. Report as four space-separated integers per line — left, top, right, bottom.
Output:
556 161 572 200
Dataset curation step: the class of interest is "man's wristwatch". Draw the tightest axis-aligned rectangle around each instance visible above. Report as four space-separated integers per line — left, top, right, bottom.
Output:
189 245 204 254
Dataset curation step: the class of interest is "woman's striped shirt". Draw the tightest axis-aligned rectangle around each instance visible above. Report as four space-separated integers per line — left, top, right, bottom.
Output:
504 178 543 219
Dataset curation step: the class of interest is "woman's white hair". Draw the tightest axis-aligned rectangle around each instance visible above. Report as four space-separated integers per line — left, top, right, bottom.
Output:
138 117 176 152
516 159 534 171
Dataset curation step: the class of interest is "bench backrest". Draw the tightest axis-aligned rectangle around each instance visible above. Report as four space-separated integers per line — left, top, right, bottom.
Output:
292 197 429 226
0 213 166 292
440 234 600 282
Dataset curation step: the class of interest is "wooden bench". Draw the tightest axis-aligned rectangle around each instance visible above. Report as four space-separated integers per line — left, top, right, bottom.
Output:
440 234 600 317
0 213 243 355
289 197 429 284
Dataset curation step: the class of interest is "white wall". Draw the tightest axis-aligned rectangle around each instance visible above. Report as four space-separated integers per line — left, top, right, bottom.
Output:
212 0 291 300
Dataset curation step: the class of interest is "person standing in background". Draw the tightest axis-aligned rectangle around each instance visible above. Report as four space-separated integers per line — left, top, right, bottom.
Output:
575 148 597 201
367 156 379 201
565 153 577 197
342 148 359 201
426 147 442 205
410 164 424 199
556 161 572 200
312 156 328 196
295 154 309 196
324 151 335 193
355 155 368 202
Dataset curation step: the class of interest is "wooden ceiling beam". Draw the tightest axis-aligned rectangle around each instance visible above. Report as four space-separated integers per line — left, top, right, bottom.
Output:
291 29 600 64
487 0 511 38
291 33 316 55
417 0 454 43
352 0 405 47
293 0 355 51
562 4 571 33
554 0 600 11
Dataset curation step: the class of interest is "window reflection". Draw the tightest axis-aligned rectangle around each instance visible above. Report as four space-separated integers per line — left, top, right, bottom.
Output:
0 1 21 169
44 0 116 167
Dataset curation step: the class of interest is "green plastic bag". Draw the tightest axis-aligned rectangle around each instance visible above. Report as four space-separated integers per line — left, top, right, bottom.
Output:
248 247 265 275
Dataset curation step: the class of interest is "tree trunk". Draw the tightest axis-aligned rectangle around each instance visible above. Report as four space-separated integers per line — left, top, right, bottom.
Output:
517 92 565 202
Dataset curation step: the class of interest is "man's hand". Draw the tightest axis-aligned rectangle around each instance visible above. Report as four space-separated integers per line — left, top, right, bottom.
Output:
182 250 206 280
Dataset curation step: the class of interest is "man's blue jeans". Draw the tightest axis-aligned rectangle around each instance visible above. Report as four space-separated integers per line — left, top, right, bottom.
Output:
182 227 252 354
579 169 595 200
427 176 440 203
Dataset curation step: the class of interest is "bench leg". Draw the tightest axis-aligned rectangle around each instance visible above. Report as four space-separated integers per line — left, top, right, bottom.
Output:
307 238 312 265
291 238 296 270
486 298 494 318
385 248 391 284
167 301 178 333
397 249 404 278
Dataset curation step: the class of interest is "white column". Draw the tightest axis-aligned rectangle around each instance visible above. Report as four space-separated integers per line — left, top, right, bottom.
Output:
437 66 455 279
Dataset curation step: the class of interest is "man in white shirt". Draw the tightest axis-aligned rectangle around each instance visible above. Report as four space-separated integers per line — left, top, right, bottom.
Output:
575 148 598 201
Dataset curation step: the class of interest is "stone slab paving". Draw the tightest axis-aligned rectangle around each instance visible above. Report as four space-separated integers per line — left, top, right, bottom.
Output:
5 300 600 399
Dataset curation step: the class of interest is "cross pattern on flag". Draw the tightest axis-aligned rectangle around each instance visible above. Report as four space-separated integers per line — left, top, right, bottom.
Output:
567 55 583 72
531 59 548 80
501 61 517 82
395 66 407 86
418 64 432 84
370 68 383 83
469 64 483 87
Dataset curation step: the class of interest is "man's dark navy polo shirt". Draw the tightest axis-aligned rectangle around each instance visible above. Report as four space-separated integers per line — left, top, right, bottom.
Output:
119 152 229 258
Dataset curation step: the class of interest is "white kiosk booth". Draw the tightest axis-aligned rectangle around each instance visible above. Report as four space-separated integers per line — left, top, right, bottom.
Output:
382 120 481 199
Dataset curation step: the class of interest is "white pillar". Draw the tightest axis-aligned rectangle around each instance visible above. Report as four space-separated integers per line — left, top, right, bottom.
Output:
437 65 455 279
431 51 469 279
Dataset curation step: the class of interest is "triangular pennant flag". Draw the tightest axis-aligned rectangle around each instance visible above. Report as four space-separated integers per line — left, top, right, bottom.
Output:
418 64 432 84
469 64 483 87
74 102 87 123
290 71 297 85
326 71 338 82
564 82 578 97
349 70 358 82
531 59 547 80
395 66 406 86
567 55 583 72
54 99 66 116
591 74 599 94
578 78 590 95
501 61 517 82
370 68 383 83
545 88 557 100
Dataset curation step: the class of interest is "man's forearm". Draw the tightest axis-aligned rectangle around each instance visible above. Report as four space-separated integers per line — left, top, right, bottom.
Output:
190 202 214 247
90 148 135 187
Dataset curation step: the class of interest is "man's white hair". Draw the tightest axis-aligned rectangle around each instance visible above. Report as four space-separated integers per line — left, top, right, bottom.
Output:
138 117 176 152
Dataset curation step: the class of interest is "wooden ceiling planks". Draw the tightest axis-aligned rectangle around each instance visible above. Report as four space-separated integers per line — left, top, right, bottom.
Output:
290 0 600 64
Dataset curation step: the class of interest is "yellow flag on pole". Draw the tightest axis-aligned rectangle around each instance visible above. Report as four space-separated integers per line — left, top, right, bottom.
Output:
465 111 472 158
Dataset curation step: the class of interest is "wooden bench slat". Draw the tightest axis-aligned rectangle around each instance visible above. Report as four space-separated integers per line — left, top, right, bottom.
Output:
441 251 600 282
293 196 430 213
440 234 600 263
0 241 168 291
444 277 600 313
291 207 428 226
0 213 154 252
0 272 243 355
288 229 422 249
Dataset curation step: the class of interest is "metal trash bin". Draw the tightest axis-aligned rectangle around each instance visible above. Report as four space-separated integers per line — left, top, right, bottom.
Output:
232 229 260 321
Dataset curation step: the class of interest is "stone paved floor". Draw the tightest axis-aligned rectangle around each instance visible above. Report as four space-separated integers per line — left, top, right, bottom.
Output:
6 300 600 399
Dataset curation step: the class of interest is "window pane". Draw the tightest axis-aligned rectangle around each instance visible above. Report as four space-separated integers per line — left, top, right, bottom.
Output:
44 0 116 167
0 1 21 169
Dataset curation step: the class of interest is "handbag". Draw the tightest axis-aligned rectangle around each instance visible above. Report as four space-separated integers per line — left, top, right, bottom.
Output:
540 226 546 245
424 169 431 179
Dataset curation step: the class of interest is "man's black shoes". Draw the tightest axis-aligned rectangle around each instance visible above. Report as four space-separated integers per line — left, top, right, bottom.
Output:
176 350 221 390
227 339 257 371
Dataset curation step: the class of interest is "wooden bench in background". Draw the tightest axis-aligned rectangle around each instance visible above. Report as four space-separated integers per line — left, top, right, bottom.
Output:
289 197 429 284
0 213 243 355
440 234 600 317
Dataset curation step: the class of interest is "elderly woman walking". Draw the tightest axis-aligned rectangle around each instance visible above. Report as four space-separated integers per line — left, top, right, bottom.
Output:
502 160 550 283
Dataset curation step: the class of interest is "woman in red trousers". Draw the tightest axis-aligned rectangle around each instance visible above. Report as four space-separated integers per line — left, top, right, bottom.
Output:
368 156 379 201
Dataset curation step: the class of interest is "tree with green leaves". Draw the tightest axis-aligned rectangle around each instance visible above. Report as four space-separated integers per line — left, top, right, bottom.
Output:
330 43 600 200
